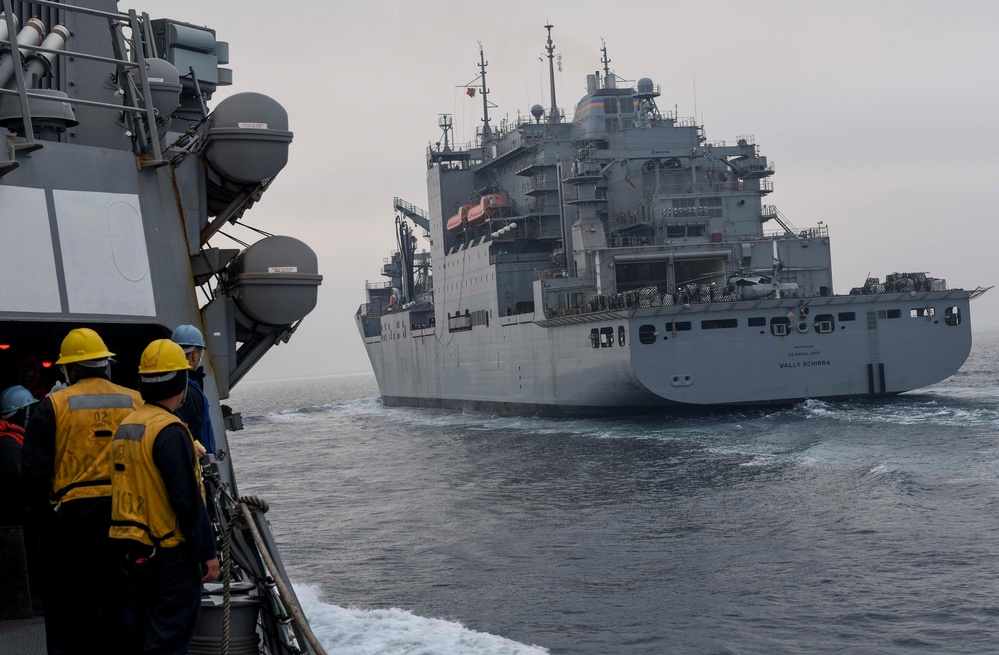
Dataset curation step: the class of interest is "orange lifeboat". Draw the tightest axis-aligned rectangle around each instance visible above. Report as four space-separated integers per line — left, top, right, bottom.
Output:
446 204 475 232
466 194 507 227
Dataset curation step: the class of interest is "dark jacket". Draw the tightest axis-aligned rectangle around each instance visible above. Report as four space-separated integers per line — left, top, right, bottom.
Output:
175 368 216 454
150 408 217 562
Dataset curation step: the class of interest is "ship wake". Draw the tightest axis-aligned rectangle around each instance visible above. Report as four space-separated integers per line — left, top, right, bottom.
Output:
295 585 549 655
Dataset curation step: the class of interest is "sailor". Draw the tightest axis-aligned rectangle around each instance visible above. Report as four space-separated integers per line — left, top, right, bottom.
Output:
21 327 142 655
170 324 216 454
110 339 219 655
0 384 38 526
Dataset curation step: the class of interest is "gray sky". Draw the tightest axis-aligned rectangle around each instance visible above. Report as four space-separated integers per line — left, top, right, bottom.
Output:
160 0 999 381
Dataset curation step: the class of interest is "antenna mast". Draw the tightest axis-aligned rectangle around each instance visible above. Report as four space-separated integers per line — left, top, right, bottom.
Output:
600 38 611 83
478 43 491 139
545 24 559 123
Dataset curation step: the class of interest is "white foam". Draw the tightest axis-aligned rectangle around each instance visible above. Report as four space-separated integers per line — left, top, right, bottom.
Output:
296 585 549 655
868 463 889 475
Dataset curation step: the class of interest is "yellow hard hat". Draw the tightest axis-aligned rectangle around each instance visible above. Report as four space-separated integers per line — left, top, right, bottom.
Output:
55 328 116 365
138 339 192 375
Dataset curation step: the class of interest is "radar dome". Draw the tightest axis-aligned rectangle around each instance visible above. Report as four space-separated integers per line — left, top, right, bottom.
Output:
530 104 544 122
637 77 655 94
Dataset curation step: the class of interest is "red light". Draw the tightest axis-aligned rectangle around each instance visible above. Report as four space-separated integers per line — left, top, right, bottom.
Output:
41 361 53 368
0 344 9 350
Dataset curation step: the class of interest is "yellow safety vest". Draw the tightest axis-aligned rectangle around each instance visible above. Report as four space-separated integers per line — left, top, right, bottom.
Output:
109 405 204 548
49 378 143 505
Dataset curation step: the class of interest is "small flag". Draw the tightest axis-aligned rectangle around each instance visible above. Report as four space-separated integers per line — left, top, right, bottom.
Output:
466 87 476 98
786 308 795 318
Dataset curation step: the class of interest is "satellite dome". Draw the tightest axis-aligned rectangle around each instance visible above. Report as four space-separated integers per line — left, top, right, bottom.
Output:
637 77 655 94
530 104 544 121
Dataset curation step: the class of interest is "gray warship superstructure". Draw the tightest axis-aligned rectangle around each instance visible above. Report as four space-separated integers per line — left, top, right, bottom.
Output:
0 1 324 653
357 28 988 416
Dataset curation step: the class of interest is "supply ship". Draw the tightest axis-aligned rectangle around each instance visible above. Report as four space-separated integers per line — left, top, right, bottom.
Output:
356 26 988 416
0 1 324 653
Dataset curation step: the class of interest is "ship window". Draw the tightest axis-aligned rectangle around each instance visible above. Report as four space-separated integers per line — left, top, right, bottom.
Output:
701 318 737 330
748 317 766 327
639 325 657 344
669 321 692 332
945 306 961 326
619 98 634 114
910 307 935 318
618 325 626 346
666 224 686 238
448 312 472 332
877 309 901 319
770 317 791 336
590 328 600 348
600 327 614 347
603 98 618 114
814 314 835 334
687 224 706 237
838 312 856 322
605 118 620 132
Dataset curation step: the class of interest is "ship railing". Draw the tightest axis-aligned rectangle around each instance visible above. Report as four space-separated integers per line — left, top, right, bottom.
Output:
0 0 166 166
536 268 571 280
522 175 558 195
763 224 828 240
649 180 776 195
760 205 798 233
607 235 657 248
365 280 393 290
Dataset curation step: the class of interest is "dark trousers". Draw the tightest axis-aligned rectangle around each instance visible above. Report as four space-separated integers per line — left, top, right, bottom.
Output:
40 513 131 655
125 542 203 655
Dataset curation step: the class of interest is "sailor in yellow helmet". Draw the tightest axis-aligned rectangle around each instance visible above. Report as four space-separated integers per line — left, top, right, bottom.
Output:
110 339 218 655
21 327 142 655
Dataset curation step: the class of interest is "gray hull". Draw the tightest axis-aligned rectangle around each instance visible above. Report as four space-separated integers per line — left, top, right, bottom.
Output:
356 29 984 417
359 291 973 416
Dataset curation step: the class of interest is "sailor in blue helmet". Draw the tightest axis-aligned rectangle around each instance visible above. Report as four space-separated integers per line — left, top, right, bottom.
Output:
170 324 216 455
0 385 38 526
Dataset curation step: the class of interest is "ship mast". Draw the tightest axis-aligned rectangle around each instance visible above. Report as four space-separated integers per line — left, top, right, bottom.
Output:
478 43 491 139
600 39 611 86
545 24 560 123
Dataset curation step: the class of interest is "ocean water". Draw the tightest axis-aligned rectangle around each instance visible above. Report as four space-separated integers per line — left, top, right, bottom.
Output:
227 330 999 655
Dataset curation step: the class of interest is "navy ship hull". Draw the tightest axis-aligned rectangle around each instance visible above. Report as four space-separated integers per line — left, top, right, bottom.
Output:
359 291 973 416
356 30 984 417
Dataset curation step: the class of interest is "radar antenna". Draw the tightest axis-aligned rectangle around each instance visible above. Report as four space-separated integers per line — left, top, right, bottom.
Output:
437 114 453 152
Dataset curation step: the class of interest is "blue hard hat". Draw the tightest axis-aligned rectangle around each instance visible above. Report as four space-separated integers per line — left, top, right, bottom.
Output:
1 385 39 416
170 324 206 350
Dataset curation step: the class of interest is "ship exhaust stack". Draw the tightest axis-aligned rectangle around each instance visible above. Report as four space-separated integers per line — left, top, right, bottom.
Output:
204 236 322 395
